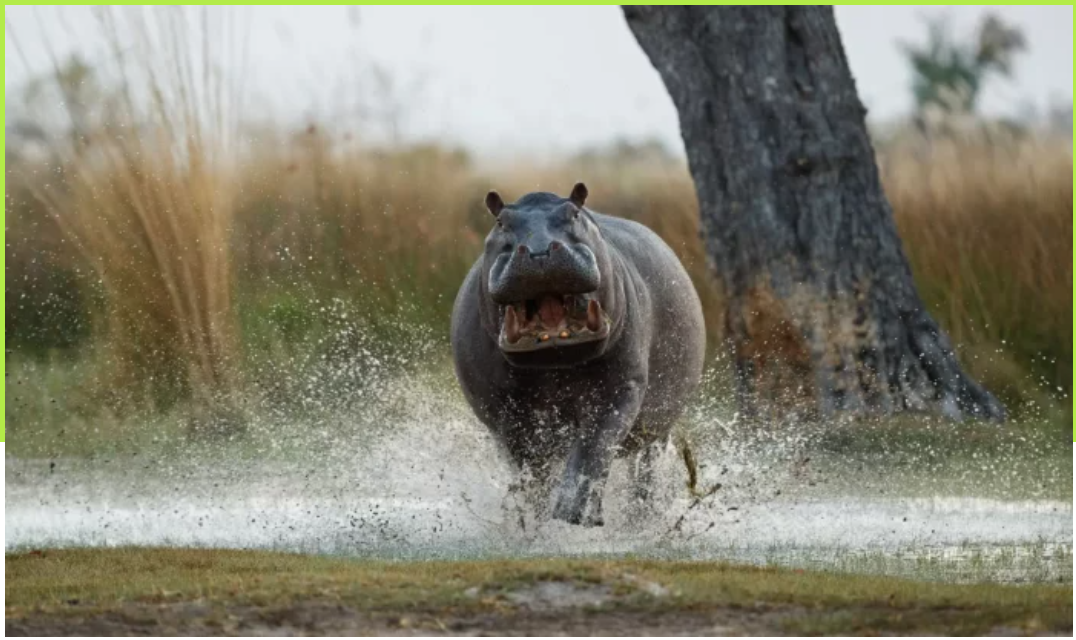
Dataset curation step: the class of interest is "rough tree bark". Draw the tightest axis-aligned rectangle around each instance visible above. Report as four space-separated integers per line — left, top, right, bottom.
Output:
623 6 1005 422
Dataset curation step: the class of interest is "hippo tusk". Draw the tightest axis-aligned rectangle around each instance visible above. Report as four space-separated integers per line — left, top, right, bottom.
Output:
505 305 522 344
586 299 602 332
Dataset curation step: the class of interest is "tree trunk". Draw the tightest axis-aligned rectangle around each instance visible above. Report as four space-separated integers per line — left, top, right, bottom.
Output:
623 6 1005 422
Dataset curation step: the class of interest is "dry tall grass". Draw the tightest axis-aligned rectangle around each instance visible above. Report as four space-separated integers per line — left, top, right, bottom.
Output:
227 144 728 355
9 125 1071 417
8 8 243 414
882 134 1073 393
9 125 1072 416
235 134 482 316
234 131 1071 411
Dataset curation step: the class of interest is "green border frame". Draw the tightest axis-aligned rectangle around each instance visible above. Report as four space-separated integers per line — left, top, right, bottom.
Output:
2 5 6 443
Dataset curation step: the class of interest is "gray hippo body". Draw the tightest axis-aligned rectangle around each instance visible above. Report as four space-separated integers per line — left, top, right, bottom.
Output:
450 184 705 526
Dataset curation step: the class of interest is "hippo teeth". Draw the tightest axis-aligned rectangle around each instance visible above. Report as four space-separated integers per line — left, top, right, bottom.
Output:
500 295 605 349
586 299 602 332
504 305 522 344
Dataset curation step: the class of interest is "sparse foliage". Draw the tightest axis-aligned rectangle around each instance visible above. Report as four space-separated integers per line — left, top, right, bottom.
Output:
899 13 1027 114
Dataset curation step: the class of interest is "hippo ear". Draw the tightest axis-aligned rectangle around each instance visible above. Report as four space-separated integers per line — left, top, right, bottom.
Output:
485 191 504 217
569 182 588 208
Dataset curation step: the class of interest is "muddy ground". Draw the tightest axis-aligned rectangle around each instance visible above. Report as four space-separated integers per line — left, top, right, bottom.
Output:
8 588 1070 637
7 603 808 636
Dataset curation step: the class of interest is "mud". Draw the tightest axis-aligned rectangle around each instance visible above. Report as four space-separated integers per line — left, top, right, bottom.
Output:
4 603 804 637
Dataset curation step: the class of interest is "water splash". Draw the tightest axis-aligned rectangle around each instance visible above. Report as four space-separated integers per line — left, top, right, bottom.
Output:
6 318 1072 584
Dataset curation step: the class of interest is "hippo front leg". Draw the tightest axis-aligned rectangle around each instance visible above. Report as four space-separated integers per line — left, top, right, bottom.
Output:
552 379 644 527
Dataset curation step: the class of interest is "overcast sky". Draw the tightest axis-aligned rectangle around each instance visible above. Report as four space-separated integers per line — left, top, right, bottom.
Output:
6 6 1073 158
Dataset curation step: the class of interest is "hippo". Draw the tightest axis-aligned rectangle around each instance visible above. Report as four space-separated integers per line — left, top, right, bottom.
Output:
450 183 705 526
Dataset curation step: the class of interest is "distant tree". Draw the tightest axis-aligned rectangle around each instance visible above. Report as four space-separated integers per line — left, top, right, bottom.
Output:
7 55 115 163
1047 101 1073 137
899 13 1026 114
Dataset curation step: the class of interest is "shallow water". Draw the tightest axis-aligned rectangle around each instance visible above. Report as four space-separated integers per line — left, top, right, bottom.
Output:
7 391 1072 584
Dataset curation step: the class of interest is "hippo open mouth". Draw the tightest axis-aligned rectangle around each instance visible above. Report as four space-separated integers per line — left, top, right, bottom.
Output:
498 294 611 352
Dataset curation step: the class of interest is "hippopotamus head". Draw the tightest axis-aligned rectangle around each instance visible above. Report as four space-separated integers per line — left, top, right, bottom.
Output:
480 183 615 367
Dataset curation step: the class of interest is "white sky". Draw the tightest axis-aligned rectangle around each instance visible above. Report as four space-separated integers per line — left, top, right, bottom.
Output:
6 5 1073 158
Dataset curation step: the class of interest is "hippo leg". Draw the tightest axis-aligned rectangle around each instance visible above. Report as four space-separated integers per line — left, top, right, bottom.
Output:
520 460 554 516
625 438 667 523
552 380 645 527
631 440 658 504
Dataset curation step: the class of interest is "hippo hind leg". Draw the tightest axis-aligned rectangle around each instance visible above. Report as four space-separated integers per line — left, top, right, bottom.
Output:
630 442 656 503
627 437 666 522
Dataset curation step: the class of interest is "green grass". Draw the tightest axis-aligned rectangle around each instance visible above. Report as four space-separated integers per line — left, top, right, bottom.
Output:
5 354 176 457
757 541 1072 585
4 351 465 463
802 413 1073 500
6 548 1071 635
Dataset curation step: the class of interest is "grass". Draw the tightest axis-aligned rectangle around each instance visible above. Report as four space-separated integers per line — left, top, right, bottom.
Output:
6 548 1072 635
4 353 188 458
813 542 1073 585
884 133 1074 395
749 541 1073 586
8 129 1071 428
805 412 1072 499
8 10 245 421
4 334 467 460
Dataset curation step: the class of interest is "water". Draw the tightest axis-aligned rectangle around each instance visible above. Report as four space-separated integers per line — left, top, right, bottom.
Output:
6 379 1071 584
